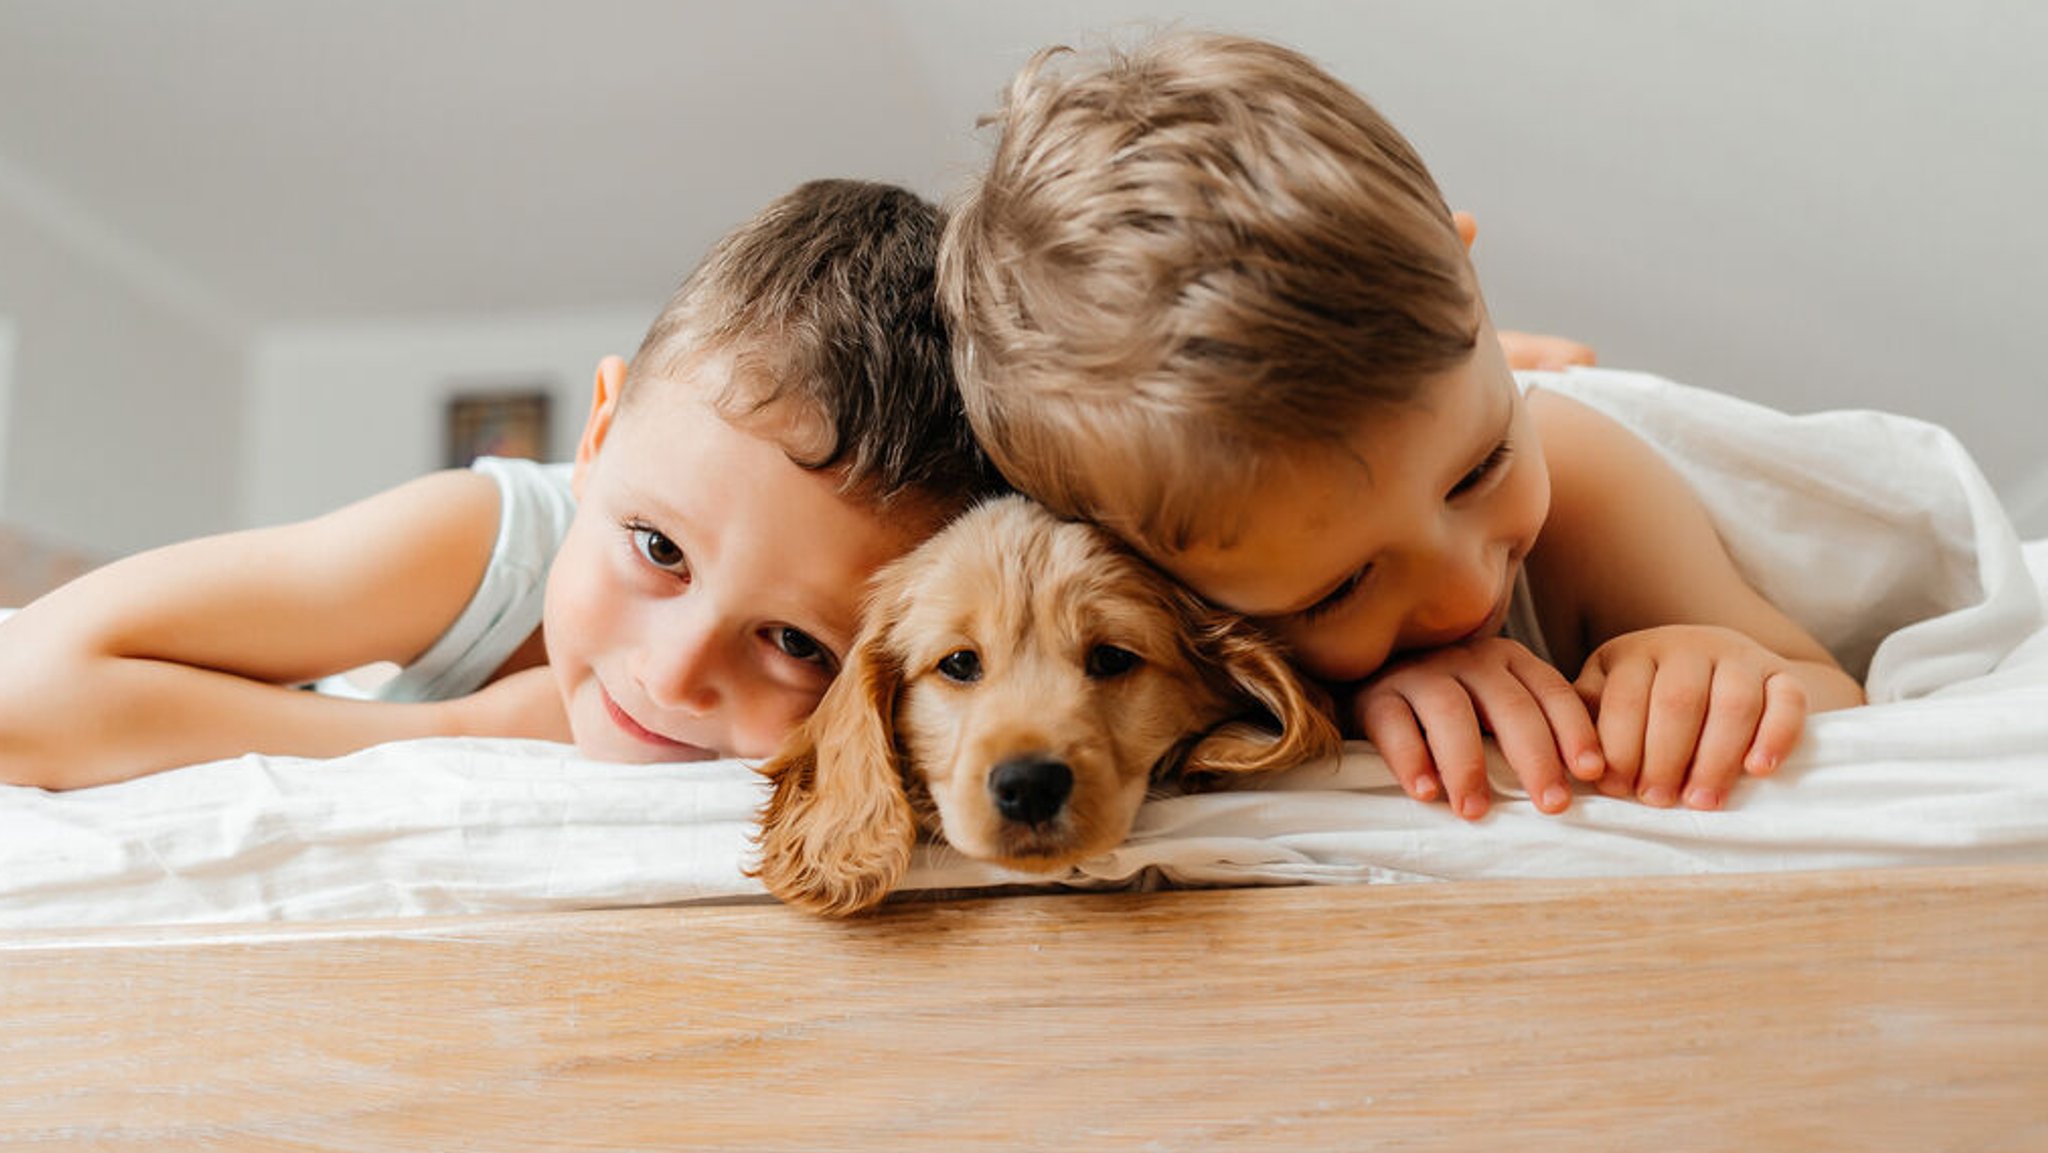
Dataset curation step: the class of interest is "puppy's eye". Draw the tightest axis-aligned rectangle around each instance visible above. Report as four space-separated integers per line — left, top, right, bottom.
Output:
937 649 983 683
1085 644 1141 679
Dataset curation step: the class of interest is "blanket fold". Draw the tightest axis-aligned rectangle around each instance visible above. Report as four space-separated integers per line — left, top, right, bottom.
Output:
1526 368 2043 698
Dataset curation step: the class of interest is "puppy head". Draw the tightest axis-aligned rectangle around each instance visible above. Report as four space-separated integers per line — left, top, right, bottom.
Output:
752 495 1338 916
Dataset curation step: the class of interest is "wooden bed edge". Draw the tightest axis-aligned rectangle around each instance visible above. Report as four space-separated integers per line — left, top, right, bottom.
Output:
3 862 2044 1150
2 858 2041 950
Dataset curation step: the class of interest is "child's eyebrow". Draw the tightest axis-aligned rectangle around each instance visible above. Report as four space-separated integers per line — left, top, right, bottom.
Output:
1492 381 1517 438
1455 379 1518 476
612 474 693 525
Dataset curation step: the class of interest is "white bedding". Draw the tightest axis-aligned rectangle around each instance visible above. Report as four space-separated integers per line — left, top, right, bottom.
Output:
3 369 2045 929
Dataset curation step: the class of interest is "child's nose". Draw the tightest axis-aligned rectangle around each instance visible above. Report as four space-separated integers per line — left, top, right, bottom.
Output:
636 606 729 715
1412 555 1500 636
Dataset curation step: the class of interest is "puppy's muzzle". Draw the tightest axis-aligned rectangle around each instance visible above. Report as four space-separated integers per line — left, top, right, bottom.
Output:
988 755 1073 827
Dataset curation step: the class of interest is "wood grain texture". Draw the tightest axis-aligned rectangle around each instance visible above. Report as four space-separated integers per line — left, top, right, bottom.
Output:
3 866 2044 1151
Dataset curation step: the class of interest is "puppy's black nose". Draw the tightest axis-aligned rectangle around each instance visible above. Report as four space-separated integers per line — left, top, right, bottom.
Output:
988 756 1073 826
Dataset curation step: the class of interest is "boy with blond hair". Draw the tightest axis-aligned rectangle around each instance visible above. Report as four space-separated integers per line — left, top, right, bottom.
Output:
1 179 1003 789
940 32 1863 819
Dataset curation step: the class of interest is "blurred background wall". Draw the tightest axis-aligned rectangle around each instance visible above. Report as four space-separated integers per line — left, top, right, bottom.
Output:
0 0 2042 575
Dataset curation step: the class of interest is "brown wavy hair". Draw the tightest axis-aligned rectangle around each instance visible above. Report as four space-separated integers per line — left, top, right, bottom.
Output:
632 179 1005 514
940 32 1477 550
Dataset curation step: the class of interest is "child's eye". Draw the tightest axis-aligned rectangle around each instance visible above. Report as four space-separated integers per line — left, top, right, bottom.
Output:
629 525 688 573
1450 441 1513 499
1297 565 1371 624
767 626 834 669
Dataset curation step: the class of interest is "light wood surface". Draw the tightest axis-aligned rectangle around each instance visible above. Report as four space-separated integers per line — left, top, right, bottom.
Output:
3 866 2044 1151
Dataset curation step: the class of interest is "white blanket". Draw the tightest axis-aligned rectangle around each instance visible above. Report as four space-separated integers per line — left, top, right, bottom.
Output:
3 370 2044 929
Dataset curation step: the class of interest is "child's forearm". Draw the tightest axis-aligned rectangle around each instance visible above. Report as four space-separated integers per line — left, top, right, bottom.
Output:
0 654 470 790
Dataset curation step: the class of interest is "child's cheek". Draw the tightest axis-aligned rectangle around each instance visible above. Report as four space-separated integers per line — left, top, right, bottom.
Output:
730 690 823 762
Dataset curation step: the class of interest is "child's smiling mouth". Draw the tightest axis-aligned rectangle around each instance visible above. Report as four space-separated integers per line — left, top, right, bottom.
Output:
600 685 716 760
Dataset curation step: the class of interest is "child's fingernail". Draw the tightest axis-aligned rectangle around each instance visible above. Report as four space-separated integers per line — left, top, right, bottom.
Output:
1640 785 1675 807
1542 785 1571 812
1412 774 1440 800
1686 787 1722 811
1747 752 1778 775
1574 751 1605 778
1459 794 1489 820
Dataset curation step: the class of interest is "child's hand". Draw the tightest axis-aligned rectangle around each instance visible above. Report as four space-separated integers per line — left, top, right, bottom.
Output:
1352 637 1605 820
1572 625 1807 810
1497 330 1598 372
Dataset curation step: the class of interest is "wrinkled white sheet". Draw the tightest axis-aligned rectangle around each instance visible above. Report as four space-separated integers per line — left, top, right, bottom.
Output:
2 371 2044 929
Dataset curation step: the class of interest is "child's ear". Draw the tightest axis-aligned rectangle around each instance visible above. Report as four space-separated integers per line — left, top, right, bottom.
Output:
1453 210 1479 252
571 356 628 495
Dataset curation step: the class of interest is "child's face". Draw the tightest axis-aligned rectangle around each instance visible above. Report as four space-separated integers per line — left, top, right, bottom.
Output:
544 356 940 763
1155 322 1551 685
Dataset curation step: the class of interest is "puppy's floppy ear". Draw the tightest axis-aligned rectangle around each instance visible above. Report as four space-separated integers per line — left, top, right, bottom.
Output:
1180 598 1342 777
749 613 918 918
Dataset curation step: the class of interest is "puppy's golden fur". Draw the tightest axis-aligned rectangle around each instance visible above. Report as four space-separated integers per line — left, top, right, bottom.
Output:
753 495 1340 916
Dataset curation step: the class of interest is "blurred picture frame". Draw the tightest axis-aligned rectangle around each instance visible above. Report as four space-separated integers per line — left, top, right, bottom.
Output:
445 388 552 468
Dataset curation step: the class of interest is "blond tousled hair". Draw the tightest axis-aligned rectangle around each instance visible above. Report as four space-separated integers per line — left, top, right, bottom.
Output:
940 32 1478 550
631 179 1003 513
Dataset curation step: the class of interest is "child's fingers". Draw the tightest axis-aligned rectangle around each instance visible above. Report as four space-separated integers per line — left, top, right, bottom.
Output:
1511 647 1604 784
1744 671 1809 776
1394 678 1492 820
1458 667 1564 810
1683 663 1768 810
1581 656 1653 799
1455 662 1570 814
1357 689 1440 803
1495 329 1598 371
1637 654 1712 807
1533 338 1598 371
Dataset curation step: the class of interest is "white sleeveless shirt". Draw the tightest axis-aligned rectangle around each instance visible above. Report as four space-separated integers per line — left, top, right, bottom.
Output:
357 456 575 702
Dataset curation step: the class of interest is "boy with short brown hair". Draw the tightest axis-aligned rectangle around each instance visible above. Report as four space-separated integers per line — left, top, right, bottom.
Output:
1 179 1004 789
940 32 1863 819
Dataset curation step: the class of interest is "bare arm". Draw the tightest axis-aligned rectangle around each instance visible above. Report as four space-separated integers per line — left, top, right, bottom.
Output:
1528 390 1860 696
1528 390 1864 807
0 469 544 789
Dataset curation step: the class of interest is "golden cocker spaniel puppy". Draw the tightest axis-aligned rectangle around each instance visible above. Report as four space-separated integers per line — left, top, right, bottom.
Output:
753 495 1340 916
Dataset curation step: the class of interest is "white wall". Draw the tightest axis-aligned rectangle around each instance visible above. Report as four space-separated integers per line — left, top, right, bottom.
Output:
1385 3 2048 510
0 163 244 558
0 317 13 513
9 4 2046 547
244 309 649 528
896 0 2048 532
